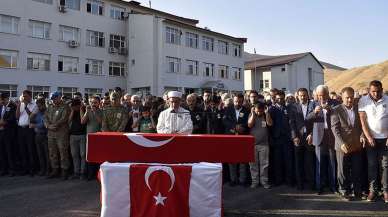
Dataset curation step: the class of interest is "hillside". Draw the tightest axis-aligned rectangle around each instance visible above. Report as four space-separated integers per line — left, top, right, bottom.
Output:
324 60 388 92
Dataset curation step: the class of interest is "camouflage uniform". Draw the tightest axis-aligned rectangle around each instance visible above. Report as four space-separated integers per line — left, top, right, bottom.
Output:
102 105 128 132
44 102 70 170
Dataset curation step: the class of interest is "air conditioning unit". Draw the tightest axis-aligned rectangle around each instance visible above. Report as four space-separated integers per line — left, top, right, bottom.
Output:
121 12 129 20
118 48 128 55
108 47 118 53
68 40 79 48
58 5 66 13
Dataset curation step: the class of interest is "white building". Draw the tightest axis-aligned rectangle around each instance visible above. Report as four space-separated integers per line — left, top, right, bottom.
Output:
0 0 246 98
244 52 324 93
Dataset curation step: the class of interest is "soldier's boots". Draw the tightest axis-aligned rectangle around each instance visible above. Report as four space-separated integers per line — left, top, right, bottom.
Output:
47 169 60 179
61 169 69 180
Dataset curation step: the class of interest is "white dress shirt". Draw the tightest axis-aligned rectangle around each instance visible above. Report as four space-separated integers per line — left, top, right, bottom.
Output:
18 101 37 127
235 108 242 120
344 106 355 127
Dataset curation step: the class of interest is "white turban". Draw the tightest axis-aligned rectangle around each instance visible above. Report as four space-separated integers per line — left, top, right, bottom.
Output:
167 91 182 98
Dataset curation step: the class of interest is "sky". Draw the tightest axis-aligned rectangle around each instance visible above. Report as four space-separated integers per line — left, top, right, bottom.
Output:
128 0 388 69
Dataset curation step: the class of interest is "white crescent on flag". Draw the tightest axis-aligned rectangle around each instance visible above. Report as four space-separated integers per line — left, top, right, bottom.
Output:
144 166 175 192
124 133 174 148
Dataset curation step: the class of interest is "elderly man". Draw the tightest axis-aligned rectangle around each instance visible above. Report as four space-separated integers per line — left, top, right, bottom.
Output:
359 80 388 203
306 85 339 194
157 91 193 134
186 93 206 134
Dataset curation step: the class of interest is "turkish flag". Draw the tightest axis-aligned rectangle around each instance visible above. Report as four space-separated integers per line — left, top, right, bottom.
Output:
130 164 192 217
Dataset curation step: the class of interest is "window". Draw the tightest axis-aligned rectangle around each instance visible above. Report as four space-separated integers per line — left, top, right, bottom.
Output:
132 87 150 96
308 68 313 91
87 30 104 47
166 57 180 73
110 6 125 20
232 43 241 57
58 87 77 98
109 34 126 49
186 60 198 75
58 56 78 73
232 67 241 80
166 27 181 45
0 14 19 34
27 53 50 71
27 85 50 99
33 0 53 4
61 0 80 10
0 84 17 97
219 65 229 79
59 25 79 42
29 20 50 39
264 80 270 88
87 0 104 15
85 59 103 75
203 63 214 77
109 62 126 76
85 88 102 97
0 49 18 68
202 36 214 51
185 32 198 48
218 40 228 55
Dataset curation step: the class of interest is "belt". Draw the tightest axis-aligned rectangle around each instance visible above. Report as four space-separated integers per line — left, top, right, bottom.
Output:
19 125 29 129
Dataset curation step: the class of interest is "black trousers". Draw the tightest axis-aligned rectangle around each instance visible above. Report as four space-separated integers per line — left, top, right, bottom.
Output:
0 130 16 173
294 133 316 188
18 127 36 173
366 138 388 193
336 150 362 195
272 138 294 185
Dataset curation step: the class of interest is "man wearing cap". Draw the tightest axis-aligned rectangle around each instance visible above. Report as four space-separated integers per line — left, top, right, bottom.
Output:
101 92 128 132
44 91 70 179
0 93 17 176
157 91 193 134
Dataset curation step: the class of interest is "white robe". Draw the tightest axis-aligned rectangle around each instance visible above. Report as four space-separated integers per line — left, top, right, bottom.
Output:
156 107 193 134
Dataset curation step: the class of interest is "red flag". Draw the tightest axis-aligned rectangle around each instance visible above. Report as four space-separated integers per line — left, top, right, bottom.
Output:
130 164 192 217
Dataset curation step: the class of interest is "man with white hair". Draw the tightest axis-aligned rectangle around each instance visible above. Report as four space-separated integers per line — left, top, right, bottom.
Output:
306 84 339 194
128 95 142 132
157 91 193 134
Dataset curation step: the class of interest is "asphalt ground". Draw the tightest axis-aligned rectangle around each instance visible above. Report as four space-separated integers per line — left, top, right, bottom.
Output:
0 176 387 217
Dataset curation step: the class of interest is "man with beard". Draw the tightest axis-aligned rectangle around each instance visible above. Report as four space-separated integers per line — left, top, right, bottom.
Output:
223 94 249 186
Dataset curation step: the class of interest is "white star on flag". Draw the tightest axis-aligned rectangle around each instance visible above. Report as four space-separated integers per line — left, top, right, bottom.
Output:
153 192 167 206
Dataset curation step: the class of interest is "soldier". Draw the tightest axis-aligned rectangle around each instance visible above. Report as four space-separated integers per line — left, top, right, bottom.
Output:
44 91 70 179
101 92 128 132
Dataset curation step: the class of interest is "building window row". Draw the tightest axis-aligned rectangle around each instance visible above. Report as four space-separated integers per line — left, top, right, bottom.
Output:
1 14 127 51
165 56 241 80
0 84 107 99
165 26 242 57
0 49 126 77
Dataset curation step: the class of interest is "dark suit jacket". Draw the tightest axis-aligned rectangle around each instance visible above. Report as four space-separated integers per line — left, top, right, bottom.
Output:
0 102 17 130
222 106 249 135
268 104 292 140
289 102 313 139
331 104 363 152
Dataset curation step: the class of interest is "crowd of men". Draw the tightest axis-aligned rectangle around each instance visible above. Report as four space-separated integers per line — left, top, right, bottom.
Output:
0 80 388 203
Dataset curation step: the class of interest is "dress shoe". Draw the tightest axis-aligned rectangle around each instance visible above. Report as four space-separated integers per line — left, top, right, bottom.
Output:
61 169 69 180
384 192 388 203
47 169 60 179
229 180 238 187
366 192 376 202
263 184 271 189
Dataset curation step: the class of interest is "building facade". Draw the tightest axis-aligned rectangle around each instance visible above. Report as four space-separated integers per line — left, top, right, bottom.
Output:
244 52 324 93
0 0 246 98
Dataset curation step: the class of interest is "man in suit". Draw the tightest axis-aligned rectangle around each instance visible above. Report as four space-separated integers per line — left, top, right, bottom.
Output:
0 92 17 176
306 85 339 194
223 93 249 186
290 88 315 190
185 93 206 134
331 87 364 201
269 90 294 186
